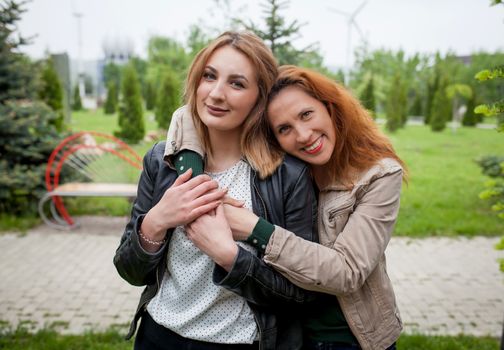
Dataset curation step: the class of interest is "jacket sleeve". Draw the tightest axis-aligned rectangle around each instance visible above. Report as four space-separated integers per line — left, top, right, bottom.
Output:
213 164 319 306
263 169 403 296
113 144 171 287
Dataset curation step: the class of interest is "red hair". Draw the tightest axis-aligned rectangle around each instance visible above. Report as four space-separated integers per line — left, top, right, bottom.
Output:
267 65 407 186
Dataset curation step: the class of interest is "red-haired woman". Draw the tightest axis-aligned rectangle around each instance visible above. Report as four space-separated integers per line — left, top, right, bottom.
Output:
172 65 406 350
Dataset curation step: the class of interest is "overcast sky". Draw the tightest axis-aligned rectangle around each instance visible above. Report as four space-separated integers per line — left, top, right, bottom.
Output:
17 0 504 68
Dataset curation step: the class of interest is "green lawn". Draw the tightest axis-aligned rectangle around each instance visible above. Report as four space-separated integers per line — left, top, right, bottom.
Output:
69 108 158 135
0 327 500 350
388 125 504 237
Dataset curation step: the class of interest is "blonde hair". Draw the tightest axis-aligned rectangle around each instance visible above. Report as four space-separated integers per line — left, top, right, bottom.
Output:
267 65 408 186
184 31 282 179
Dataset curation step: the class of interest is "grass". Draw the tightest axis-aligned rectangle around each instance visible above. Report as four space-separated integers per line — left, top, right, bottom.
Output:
387 125 504 237
0 328 133 350
69 108 158 135
0 327 500 350
396 333 500 349
0 214 41 233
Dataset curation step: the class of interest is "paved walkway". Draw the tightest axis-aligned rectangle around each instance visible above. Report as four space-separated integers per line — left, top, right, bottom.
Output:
0 216 503 337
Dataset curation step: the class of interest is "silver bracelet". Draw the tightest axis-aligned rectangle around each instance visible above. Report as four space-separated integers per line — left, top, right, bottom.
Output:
138 229 166 246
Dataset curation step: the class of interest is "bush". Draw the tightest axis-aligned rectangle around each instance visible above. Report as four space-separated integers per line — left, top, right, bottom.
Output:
385 73 407 132
360 76 376 116
155 69 179 129
430 77 451 132
462 93 480 126
115 63 145 143
37 58 64 131
104 80 118 114
0 101 63 215
72 84 82 111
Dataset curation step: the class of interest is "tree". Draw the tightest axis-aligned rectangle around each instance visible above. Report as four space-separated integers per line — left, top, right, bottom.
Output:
236 0 322 67
103 62 121 90
446 83 473 133
0 1 64 217
104 80 117 114
71 83 82 111
38 58 64 130
115 63 145 144
475 65 504 219
385 73 407 132
144 79 156 111
155 69 179 129
0 0 35 103
462 92 480 126
360 75 376 116
0 101 62 215
430 76 451 132
409 92 423 117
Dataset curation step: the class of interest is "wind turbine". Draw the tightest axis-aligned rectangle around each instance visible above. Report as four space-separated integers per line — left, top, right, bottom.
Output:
328 1 368 74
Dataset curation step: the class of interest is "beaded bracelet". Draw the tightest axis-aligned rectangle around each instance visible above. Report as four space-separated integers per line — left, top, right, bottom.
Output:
138 229 166 246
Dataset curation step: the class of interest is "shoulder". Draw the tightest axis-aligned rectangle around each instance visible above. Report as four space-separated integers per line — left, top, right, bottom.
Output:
355 158 403 187
278 154 311 177
143 141 168 171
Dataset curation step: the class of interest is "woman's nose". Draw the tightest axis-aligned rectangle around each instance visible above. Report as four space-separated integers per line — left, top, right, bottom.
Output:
296 126 312 143
208 81 225 101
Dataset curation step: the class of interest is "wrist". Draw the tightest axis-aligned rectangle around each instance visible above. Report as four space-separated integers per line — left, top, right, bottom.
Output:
141 211 167 241
215 243 238 271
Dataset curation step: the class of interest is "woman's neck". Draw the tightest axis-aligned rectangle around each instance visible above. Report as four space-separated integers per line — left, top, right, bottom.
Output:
206 128 243 173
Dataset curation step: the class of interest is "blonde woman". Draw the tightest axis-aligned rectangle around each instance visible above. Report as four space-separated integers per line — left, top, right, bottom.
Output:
114 33 317 350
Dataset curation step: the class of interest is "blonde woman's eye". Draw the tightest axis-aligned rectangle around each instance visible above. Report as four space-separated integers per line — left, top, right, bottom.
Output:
203 72 216 80
278 125 290 134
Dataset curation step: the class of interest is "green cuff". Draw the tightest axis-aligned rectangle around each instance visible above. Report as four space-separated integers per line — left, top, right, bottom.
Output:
246 217 275 252
173 150 204 177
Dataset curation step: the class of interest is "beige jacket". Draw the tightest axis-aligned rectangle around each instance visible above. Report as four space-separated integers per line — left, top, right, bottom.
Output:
265 159 403 350
164 108 403 349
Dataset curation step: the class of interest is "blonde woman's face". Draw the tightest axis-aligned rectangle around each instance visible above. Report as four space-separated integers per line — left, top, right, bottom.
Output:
267 86 336 166
196 46 259 133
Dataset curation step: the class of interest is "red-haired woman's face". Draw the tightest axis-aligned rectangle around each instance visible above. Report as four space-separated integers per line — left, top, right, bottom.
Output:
267 86 335 166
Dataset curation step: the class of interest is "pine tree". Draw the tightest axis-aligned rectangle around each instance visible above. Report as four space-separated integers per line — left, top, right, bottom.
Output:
0 1 63 215
430 76 450 132
104 80 117 114
409 92 423 117
72 84 82 111
462 93 478 126
144 79 156 111
155 70 179 129
38 58 64 130
425 63 440 125
0 0 35 103
360 76 376 116
385 73 407 132
237 0 316 66
115 63 145 144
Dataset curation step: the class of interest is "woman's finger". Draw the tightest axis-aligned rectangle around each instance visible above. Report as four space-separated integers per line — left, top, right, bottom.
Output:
190 200 221 219
172 168 193 187
222 195 245 207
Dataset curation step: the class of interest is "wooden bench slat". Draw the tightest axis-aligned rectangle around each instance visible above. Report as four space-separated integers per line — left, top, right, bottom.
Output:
50 183 138 197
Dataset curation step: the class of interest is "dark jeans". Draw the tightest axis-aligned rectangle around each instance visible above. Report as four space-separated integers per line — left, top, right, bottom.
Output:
303 340 397 350
134 312 259 350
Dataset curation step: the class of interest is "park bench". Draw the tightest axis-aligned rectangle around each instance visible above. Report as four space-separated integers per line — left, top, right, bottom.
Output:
38 131 143 229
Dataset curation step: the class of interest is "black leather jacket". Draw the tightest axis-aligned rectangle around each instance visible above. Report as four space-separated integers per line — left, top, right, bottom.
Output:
113 142 318 350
